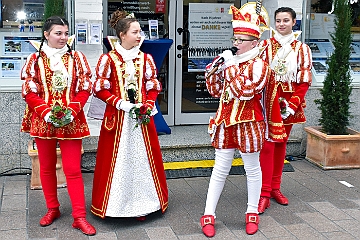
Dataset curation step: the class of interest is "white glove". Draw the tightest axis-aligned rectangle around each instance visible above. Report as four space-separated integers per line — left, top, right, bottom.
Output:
44 112 52 123
70 115 74 122
51 120 61 128
119 101 136 113
219 50 236 68
281 106 295 119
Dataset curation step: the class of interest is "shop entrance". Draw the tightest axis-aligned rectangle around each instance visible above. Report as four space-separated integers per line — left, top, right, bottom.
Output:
104 0 243 126
173 0 241 124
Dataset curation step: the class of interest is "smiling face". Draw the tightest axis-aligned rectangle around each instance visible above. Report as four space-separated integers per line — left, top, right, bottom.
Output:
275 12 296 36
120 21 142 50
232 34 258 55
44 25 69 49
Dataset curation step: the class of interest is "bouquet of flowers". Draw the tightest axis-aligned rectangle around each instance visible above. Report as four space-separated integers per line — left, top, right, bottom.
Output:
49 104 72 127
130 103 152 129
279 97 288 115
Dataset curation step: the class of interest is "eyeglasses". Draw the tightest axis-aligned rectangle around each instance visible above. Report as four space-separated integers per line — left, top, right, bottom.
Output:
230 37 254 44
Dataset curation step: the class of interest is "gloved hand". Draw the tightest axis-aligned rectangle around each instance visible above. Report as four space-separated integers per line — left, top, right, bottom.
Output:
50 119 61 128
281 106 294 119
44 112 52 123
119 101 136 113
219 50 236 68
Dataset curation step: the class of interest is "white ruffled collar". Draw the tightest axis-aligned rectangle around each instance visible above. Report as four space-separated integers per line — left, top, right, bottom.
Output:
234 47 260 64
114 42 140 61
41 42 68 72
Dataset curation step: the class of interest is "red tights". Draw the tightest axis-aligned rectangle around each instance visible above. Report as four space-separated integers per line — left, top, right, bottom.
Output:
259 125 293 198
35 138 86 218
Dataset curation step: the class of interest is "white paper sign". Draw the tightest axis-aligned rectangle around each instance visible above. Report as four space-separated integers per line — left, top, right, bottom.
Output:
148 20 159 39
90 23 101 44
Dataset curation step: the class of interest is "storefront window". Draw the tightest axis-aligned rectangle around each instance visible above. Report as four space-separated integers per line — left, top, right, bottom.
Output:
306 0 360 85
1 0 45 31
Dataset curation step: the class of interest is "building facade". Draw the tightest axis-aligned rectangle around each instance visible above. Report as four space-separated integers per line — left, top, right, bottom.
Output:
0 0 359 174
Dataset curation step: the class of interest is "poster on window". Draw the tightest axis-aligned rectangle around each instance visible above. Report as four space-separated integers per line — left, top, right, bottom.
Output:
188 3 233 72
0 57 22 78
3 36 41 56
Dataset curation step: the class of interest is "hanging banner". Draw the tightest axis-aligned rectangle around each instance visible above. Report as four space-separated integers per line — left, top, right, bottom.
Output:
188 3 233 72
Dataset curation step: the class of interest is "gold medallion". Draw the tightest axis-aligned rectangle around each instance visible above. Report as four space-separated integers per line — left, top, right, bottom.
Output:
274 59 287 76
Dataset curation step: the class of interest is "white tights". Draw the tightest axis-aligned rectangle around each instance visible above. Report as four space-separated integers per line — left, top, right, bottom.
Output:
204 148 261 216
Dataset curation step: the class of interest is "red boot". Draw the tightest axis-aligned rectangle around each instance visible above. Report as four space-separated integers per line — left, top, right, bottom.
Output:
200 215 215 237
271 189 288 205
258 196 270 214
72 217 96 236
245 213 259 235
39 208 61 227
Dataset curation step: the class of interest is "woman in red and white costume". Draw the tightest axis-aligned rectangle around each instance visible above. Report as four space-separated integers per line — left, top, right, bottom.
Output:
258 7 312 213
90 10 168 220
21 16 96 235
200 4 283 237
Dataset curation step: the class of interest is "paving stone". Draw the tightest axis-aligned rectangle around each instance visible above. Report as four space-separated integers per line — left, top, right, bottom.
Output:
259 216 293 239
308 202 352 220
0 229 27 240
296 212 342 232
1 194 26 212
3 180 27 196
115 228 149 240
0 210 26 230
145 226 177 240
333 219 360 238
321 231 357 240
283 223 327 240
177 233 208 240
89 232 118 240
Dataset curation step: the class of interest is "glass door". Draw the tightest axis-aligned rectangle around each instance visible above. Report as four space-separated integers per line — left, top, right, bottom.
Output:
174 0 241 125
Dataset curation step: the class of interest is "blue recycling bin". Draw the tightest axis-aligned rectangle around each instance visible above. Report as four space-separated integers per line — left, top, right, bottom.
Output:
140 39 173 135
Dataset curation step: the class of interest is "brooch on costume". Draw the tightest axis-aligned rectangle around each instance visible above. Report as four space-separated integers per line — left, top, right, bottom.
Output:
274 59 287 76
51 71 67 92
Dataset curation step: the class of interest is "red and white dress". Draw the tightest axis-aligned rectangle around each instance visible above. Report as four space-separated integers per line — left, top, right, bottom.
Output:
91 42 168 218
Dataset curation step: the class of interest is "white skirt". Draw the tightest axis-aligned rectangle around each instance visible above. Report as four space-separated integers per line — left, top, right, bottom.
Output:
105 112 160 217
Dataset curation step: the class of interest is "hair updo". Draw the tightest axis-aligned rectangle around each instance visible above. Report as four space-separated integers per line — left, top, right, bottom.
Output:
109 9 138 39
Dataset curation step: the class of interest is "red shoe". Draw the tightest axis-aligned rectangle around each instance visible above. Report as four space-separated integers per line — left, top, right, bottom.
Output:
271 189 288 205
72 217 96 236
258 196 270 214
39 208 61 227
245 213 259 235
200 215 215 237
135 216 146 222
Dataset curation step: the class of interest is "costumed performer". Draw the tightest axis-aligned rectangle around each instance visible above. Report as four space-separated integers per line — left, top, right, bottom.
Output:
20 16 96 236
90 9 168 221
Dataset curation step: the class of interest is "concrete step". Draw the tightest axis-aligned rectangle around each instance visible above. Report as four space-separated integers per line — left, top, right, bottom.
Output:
81 125 303 170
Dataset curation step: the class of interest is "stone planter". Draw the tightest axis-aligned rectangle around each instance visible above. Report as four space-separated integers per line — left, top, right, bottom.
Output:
304 126 360 170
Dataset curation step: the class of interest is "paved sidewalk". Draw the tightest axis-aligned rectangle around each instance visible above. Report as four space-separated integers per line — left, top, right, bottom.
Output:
1 159 360 239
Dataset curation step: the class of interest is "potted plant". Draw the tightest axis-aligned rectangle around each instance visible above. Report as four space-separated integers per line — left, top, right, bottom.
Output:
305 0 360 169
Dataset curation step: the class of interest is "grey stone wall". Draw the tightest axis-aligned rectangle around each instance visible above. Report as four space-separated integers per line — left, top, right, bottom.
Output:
0 92 32 175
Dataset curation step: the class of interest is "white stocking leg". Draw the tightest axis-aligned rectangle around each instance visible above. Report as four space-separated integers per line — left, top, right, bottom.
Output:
204 148 235 217
241 152 261 214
